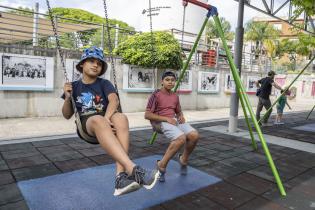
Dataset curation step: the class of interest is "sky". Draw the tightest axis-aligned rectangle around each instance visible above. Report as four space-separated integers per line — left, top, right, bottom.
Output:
0 0 288 31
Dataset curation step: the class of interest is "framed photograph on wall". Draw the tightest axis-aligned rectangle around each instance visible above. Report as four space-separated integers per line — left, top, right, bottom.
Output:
0 53 54 91
122 64 155 92
160 70 192 93
224 73 236 93
246 75 260 94
197 71 220 93
65 59 110 82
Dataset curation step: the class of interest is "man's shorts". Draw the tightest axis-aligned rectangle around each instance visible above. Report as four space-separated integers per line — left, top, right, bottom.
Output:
160 122 196 141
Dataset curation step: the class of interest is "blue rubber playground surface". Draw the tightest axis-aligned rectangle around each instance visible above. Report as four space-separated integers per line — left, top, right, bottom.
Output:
18 155 221 210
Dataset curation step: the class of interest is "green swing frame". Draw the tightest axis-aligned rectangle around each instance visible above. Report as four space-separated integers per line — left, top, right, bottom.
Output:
148 0 287 197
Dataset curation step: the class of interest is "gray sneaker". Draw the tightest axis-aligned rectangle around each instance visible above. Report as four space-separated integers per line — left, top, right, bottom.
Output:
114 172 141 196
131 165 159 189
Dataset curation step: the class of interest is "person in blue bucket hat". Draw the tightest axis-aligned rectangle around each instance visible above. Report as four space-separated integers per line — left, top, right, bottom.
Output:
61 46 159 196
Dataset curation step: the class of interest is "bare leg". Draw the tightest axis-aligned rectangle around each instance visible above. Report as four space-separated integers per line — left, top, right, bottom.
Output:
111 113 130 175
181 131 199 165
279 113 283 122
86 115 135 175
158 135 186 171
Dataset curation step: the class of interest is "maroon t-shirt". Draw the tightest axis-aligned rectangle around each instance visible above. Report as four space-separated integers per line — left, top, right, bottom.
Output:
146 89 181 118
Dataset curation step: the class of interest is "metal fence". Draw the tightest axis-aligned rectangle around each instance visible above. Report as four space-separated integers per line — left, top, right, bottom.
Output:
0 4 295 74
0 5 136 52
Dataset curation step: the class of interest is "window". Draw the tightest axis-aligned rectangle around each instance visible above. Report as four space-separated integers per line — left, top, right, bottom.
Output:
273 23 282 31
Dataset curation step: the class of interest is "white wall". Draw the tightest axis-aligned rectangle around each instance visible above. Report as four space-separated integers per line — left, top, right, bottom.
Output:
1 47 314 118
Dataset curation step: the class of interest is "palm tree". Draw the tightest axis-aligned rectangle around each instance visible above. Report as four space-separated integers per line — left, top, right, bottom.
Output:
245 20 280 57
263 39 276 59
206 17 234 43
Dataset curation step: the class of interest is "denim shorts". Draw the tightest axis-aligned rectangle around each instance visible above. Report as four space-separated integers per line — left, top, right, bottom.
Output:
277 106 284 114
160 121 196 141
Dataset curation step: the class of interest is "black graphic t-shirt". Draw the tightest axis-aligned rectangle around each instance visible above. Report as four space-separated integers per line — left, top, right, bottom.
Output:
62 78 117 115
258 77 274 99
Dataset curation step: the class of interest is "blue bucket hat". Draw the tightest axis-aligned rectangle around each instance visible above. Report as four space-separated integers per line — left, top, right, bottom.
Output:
76 46 108 76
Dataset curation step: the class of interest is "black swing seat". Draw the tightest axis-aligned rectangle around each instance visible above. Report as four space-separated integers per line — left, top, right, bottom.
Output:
74 111 99 144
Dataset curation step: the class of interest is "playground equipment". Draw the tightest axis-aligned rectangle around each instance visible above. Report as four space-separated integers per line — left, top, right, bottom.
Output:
148 0 286 196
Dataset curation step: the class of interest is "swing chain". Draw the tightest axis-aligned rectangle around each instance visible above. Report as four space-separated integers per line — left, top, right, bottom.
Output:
45 0 69 83
102 0 122 112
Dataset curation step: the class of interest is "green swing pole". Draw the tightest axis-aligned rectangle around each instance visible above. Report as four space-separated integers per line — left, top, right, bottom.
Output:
237 88 258 150
213 15 286 196
306 103 315 120
259 55 315 124
148 14 210 145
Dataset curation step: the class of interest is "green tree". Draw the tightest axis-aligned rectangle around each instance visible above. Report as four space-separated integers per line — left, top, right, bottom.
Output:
115 31 183 70
206 17 234 42
263 39 276 58
291 0 315 17
245 20 280 56
50 8 135 50
7 6 33 16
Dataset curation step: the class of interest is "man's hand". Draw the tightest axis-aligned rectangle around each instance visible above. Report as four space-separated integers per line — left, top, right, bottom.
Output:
166 118 177 125
63 82 72 99
177 115 186 124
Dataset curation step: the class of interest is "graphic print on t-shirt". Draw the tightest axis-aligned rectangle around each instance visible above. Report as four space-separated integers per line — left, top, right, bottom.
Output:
76 91 104 114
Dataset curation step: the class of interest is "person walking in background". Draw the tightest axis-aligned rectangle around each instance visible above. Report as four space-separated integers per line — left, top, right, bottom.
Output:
255 71 283 126
275 89 292 124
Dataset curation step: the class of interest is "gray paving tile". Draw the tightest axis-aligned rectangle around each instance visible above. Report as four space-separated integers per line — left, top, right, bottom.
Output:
0 200 29 210
44 150 84 162
37 144 75 154
0 160 9 171
12 163 60 181
226 173 274 195
78 147 106 157
0 184 23 206
88 154 114 165
235 197 289 210
204 162 244 179
6 155 50 169
32 139 64 147
54 158 98 173
1 148 40 160
201 181 256 209
0 171 15 186
0 143 34 152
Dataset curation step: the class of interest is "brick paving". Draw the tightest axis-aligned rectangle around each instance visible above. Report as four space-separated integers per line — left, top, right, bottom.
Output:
0 112 315 210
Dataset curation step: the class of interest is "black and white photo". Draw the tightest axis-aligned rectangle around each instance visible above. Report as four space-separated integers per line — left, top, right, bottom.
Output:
123 64 155 92
246 75 260 93
198 71 219 93
224 73 236 93
0 53 54 91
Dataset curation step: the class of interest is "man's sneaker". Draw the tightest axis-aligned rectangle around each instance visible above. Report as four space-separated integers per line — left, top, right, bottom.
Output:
131 165 159 189
113 172 141 196
178 154 188 175
156 160 166 182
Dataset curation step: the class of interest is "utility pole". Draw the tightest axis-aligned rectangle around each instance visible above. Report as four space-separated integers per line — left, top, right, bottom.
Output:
32 2 39 46
228 0 245 133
